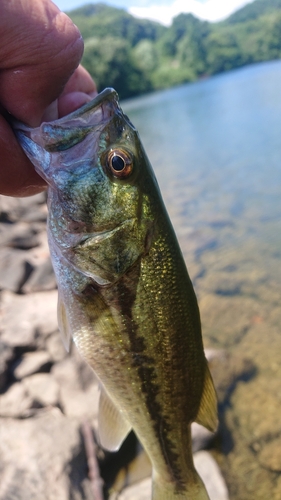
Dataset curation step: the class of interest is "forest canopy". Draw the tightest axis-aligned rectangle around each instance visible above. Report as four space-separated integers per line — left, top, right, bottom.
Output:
68 0 281 99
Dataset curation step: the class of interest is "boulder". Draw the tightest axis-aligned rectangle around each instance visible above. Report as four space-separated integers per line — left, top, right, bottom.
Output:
1 290 58 348
0 342 14 391
22 373 60 407
0 382 34 417
0 408 91 500
0 249 34 293
13 351 52 380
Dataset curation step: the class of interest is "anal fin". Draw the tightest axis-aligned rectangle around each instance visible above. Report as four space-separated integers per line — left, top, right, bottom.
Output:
98 389 132 452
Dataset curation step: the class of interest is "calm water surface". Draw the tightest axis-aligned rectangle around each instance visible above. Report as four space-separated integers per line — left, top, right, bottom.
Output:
123 60 281 254
123 61 281 499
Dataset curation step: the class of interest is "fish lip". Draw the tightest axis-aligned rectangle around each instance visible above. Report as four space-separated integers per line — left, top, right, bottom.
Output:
13 88 120 157
59 88 118 121
13 88 119 133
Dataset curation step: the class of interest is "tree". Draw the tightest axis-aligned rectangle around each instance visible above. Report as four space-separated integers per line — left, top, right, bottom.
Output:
82 36 151 98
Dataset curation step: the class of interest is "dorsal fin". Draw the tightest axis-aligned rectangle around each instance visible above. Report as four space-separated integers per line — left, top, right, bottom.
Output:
98 389 132 452
195 361 218 432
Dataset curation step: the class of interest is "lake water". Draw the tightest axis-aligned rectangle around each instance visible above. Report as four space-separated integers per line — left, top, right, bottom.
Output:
123 61 281 499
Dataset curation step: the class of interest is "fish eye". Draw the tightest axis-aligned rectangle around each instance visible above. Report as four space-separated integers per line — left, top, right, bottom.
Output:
107 149 133 178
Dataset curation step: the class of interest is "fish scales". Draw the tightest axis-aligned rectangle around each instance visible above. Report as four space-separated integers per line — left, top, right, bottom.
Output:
14 88 217 500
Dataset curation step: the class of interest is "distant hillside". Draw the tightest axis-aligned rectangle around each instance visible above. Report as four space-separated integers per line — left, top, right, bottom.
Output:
69 3 165 46
226 0 281 24
67 0 281 99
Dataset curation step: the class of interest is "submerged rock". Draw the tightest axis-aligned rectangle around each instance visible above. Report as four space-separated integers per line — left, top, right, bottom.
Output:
257 436 281 472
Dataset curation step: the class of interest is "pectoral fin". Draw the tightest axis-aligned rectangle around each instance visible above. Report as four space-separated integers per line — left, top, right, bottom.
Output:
98 389 132 452
57 294 72 352
195 361 218 432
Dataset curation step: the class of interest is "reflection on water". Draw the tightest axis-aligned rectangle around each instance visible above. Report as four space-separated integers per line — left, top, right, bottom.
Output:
123 61 281 499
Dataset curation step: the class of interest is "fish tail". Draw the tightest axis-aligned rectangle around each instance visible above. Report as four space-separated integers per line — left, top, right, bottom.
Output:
152 470 210 500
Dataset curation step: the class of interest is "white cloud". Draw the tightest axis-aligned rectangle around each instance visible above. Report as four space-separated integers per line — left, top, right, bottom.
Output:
129 0 255 25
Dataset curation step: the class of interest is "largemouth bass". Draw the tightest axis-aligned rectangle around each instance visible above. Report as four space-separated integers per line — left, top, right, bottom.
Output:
14 88 217 500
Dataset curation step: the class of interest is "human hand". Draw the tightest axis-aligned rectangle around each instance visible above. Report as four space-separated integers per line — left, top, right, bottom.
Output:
0 0 97 197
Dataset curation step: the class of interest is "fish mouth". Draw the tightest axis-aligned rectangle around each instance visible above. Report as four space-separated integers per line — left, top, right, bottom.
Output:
13 88 120 151
57 88 119 122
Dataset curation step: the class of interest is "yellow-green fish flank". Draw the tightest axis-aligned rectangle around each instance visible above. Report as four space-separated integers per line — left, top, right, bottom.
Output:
14 88 217 500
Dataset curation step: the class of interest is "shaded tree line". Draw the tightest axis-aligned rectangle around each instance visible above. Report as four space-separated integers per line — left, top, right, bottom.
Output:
68 0 281 99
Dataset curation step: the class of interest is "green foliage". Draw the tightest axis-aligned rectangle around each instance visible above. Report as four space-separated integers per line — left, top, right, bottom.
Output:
82 36 151 99
226 0 281 24
69 3 165 46
68 1 281 99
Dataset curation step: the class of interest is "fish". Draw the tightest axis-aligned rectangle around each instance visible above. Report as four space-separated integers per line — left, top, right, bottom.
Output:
14 88 217 500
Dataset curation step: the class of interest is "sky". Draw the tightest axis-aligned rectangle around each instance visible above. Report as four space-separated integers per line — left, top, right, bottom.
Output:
54 0 255 25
